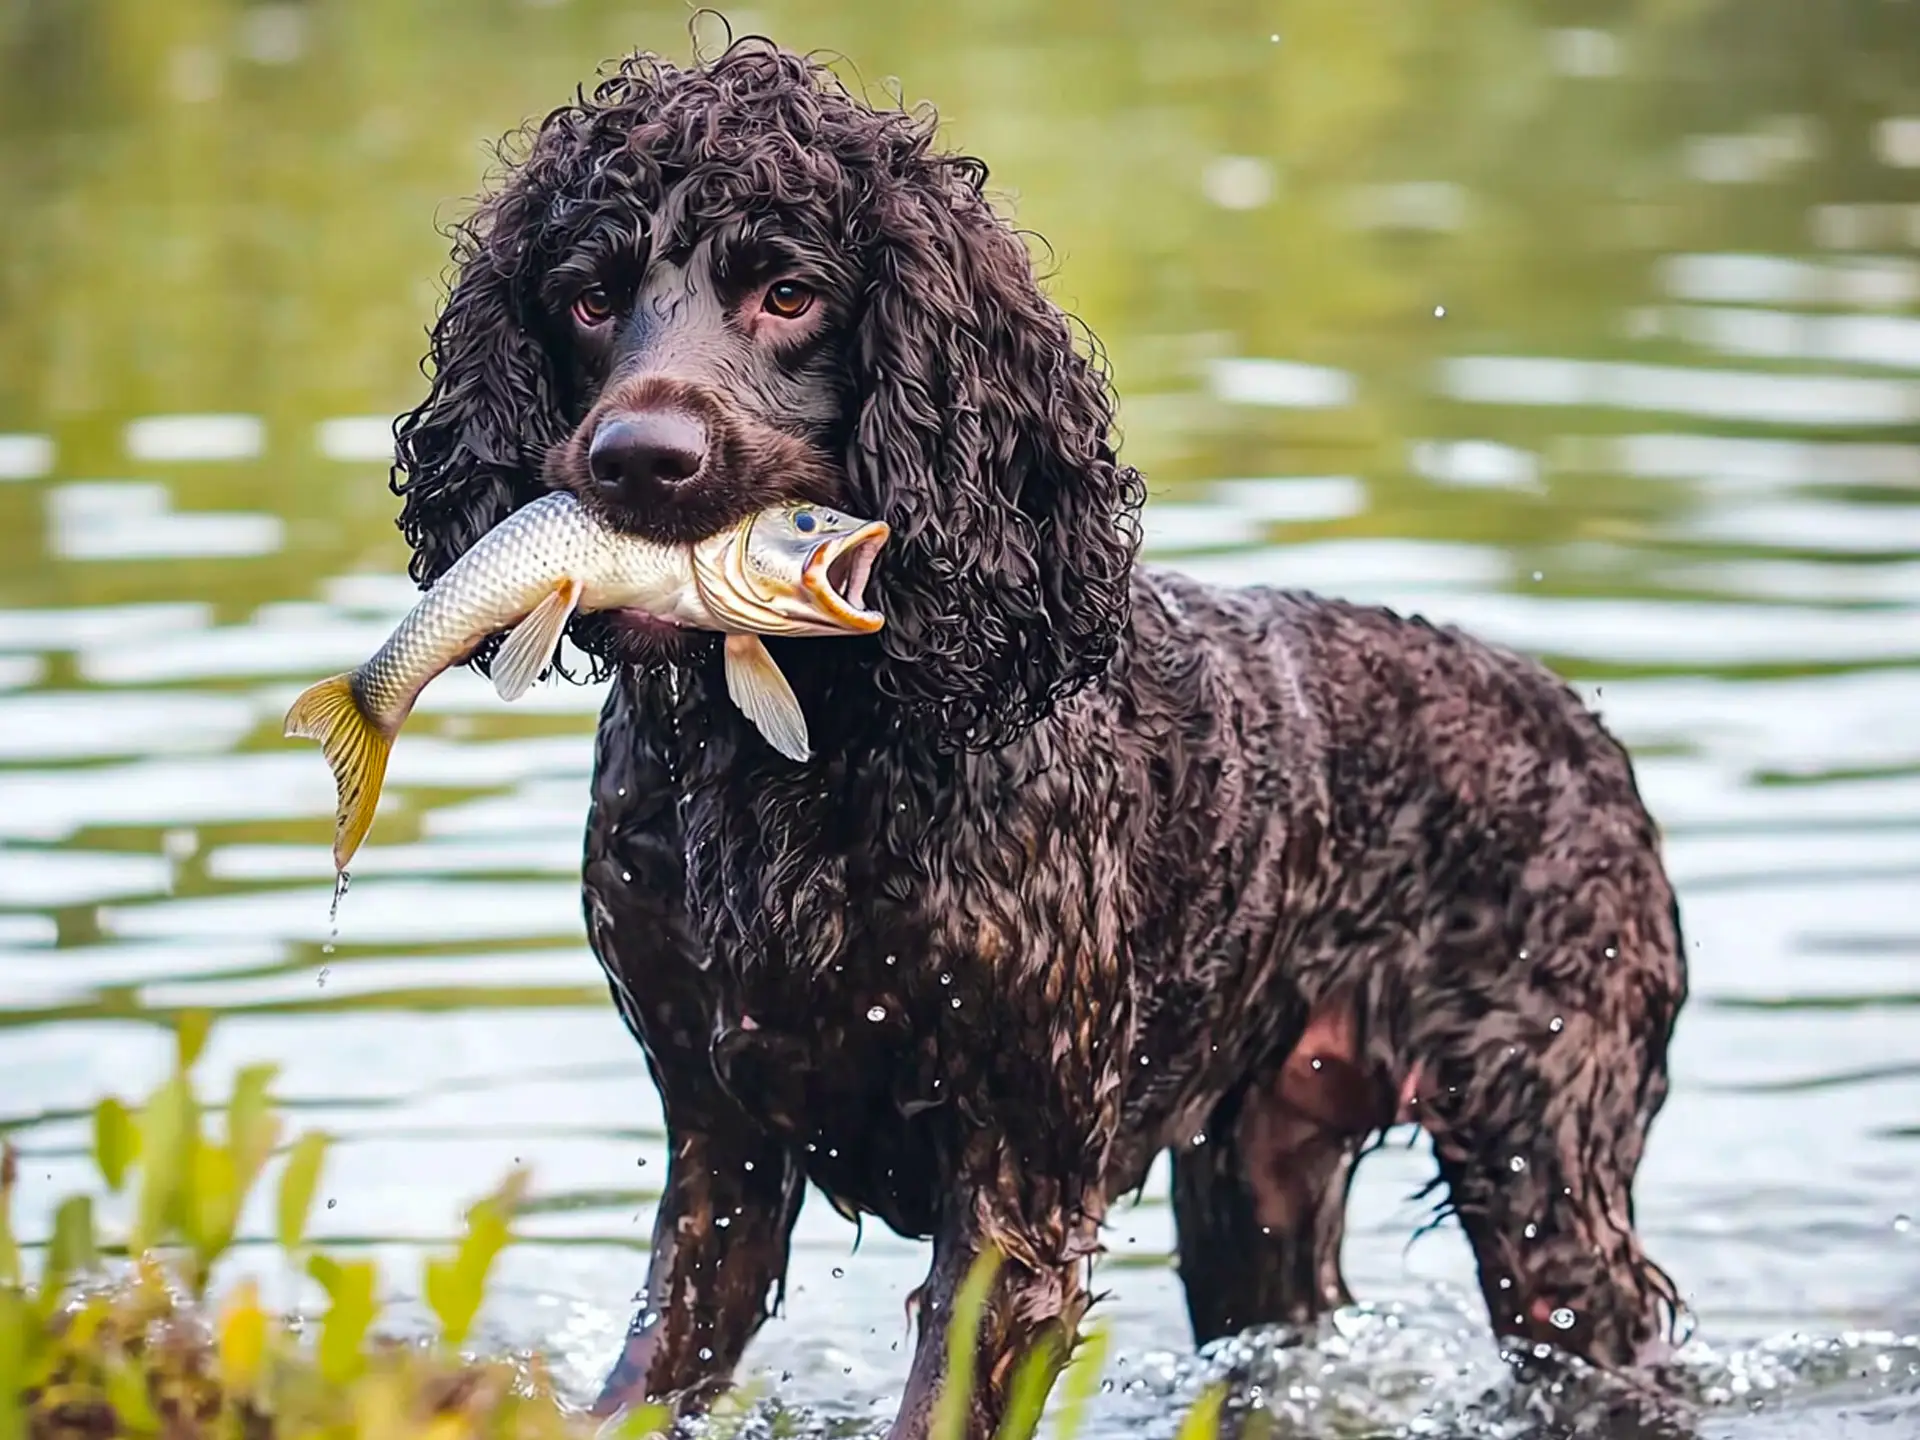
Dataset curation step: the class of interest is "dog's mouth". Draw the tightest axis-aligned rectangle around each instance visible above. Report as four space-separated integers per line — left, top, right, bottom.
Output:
800 522 889 633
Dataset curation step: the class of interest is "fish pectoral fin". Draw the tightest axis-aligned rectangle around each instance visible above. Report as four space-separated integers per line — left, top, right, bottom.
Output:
723 634 812 763
284 673 394 872
493 577 582 703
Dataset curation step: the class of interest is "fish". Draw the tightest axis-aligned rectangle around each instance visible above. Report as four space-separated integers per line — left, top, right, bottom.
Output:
284 493 889 870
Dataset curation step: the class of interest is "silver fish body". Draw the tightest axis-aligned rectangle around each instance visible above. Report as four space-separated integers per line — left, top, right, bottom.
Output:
351 491 700 728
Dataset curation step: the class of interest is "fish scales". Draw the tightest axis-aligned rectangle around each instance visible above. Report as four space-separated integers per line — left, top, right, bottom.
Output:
353 495 689 725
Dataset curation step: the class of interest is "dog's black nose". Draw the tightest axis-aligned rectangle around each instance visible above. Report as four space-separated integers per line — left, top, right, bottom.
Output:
588 411 707 497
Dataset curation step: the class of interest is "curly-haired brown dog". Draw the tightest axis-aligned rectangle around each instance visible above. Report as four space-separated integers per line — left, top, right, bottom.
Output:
389 36 1686 1440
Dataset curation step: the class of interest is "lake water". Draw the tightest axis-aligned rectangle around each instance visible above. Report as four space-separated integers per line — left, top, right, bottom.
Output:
2 2 1918 1436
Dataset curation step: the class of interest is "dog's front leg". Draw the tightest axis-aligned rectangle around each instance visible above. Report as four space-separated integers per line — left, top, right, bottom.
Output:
592 1122 805 1420
888 1202 1090 1440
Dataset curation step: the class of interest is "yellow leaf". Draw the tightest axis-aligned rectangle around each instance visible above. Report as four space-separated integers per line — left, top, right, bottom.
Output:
0 1145 18 1288
132 1075 195 1255
0 1291 28 1440
1052 1323 1109 1440
307 1253 378 1385
192 1139 240 1262
1172 1382 1226 1440
996 1337 1061 1440
226 1064 281 1196
933 1246 1003 1440
175 1010 213 1073
606 1403 675 1440
217 1278 269 1397
92 1097 139 1193
276 1131 330 1255
41 1196 96 1294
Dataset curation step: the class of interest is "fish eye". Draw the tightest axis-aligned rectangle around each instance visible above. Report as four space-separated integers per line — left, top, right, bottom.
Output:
793 510 816 533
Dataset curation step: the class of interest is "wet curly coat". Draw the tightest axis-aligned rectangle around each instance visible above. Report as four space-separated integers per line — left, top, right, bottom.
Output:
389 36 1686 1440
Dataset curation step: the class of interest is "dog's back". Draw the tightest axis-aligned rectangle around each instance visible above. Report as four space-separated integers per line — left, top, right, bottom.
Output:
1099 567 1685 1365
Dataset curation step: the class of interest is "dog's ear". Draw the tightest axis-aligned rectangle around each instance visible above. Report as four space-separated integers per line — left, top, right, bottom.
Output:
391 187 568 595
845 152 1145 752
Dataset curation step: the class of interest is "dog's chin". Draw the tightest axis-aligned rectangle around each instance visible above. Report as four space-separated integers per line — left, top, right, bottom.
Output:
569 610 711 671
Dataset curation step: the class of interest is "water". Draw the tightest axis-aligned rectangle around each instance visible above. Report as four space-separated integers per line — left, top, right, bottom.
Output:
3 2 1919 1435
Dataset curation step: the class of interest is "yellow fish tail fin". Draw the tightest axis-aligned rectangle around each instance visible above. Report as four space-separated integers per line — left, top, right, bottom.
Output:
284 673 394 871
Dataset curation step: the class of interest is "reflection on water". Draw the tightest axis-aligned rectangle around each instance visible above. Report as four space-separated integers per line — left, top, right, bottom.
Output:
2 0 1918 1434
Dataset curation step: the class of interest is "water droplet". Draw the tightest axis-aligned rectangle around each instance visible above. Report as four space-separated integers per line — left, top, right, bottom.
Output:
1192 1133 1207 1147
698 1347 713 1361
832 1267 845 1279
329 868 352 925
1604 946 1617 958
867 1005 886 1022
938 971 953 985
1524 1223 1539 1239
1550 1307 1576 1330
1433 304 1447 318
950 996 961 1008
1531 570 1544 582
1549 1016 1564 1033
1532 1342 1553 1359
884 954 897 965
326 1197 337 1209
1499 1276 1512 1290
716 1215 731 1228
316 967 329 987
1509 1155 1527 1172
622 870 632 882
741 1160 751 1171
1310 1057 1323 1070
1896 1214 1912 1233
617 787 627 797
321 942 334 957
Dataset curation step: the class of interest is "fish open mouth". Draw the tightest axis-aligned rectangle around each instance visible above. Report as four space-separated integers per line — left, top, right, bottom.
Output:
801 521 890 632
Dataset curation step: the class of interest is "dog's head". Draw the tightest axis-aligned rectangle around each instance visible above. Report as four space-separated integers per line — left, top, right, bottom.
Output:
391 37 1144 751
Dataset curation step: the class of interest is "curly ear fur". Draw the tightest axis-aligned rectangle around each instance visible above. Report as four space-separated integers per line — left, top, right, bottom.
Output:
846 139 1145 751
390 169 573 673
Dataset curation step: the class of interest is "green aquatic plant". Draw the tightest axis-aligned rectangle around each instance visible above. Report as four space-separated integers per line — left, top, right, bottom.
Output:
0 1014 1223 1440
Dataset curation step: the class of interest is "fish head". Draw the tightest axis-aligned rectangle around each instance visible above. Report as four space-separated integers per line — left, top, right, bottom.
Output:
692 502 889 637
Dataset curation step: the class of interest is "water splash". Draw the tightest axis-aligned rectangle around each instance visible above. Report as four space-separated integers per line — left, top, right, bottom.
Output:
321 868 351 959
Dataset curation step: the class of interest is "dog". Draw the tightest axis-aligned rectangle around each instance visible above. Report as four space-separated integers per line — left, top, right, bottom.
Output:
388 37 1686 1440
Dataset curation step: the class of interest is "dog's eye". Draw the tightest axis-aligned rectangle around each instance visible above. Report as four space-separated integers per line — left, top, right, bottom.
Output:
572 287 615 327
763 281 814 320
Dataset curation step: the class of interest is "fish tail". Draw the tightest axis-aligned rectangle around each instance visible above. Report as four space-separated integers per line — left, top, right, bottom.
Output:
284 673 394 871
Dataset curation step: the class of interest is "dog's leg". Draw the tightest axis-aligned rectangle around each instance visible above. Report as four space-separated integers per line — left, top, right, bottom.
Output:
591 1122 805 1419
1421 1007 1681 1371
886 1207 1090 1440
1172 997 1397 1341
1171 1091 1358 1342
